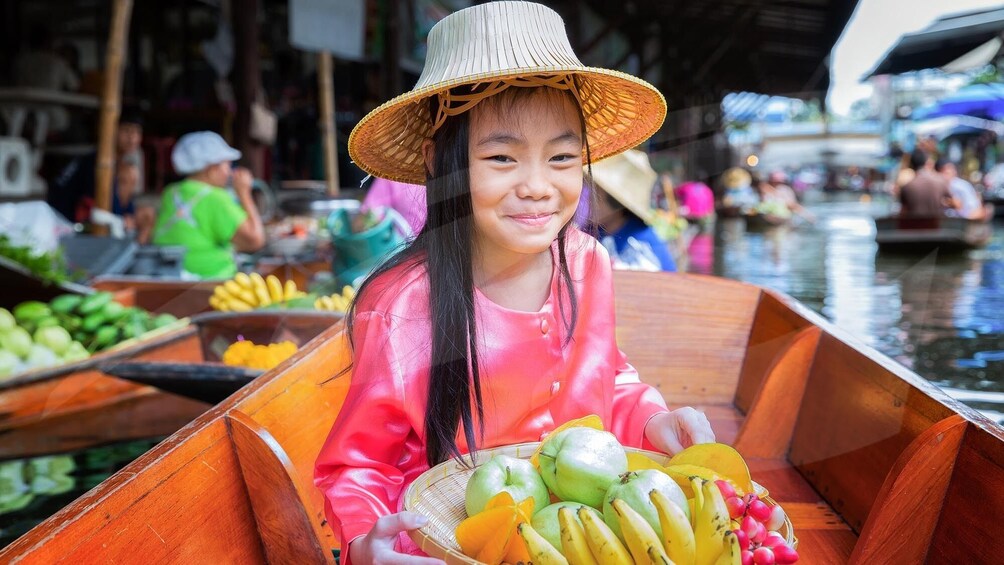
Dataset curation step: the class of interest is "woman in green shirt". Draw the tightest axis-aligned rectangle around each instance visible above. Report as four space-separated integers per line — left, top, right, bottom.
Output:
153 132 265 279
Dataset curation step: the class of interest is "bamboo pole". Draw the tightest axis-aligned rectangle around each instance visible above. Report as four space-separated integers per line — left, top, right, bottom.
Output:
317 51 339 196
95 0 134 214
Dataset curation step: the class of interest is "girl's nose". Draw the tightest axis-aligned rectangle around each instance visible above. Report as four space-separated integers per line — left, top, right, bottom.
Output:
516 164 550 199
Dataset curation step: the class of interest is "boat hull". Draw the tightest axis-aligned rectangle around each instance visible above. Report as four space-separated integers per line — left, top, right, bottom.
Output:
875 215 992 252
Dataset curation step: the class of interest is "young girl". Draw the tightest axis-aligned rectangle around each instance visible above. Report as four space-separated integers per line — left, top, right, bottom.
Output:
315 3 715 563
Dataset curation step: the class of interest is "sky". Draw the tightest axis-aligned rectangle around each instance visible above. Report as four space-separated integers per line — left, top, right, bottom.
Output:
828 0 1004 116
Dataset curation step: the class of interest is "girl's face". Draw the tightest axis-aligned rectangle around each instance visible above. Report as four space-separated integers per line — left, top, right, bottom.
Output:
467 91 583 267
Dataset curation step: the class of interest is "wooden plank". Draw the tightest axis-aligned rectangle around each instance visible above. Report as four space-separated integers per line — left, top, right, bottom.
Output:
927 424 1004 564
613 272 761 405
734 292 813 413
733 326 821 458
790 333 957 532
850 415 967 564
0 322 347 562
226 410 335 564
91 278 218 318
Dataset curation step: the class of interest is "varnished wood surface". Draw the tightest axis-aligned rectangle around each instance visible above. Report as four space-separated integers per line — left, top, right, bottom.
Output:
226 410 336 565
613 271 761 405
850 415 967 564
733 326 820 458
92 277 218 318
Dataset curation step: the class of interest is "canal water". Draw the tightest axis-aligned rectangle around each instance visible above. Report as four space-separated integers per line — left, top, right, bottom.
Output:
695 192 1004 425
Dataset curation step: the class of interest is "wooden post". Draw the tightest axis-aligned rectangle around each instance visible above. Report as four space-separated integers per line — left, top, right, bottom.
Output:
317 51 339 195
94 0 133 214
232 0 263 177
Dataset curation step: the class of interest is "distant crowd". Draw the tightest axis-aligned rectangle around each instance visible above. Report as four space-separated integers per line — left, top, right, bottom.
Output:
894 149 992 221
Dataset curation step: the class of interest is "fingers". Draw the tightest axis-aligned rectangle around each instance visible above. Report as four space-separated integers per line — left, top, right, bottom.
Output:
676 408 716 446
370 512 430 539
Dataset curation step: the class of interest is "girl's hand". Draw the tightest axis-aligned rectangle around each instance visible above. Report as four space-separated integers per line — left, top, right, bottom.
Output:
348 512 445 565
645 408 716 455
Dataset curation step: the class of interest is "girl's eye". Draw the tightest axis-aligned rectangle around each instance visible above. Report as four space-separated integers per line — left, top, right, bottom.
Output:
551 154 577 163
490 155 514 163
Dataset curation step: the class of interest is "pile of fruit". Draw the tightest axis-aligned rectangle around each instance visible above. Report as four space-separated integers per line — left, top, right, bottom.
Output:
208 273 312 312
208 273 356 315
0 294 178 379
454 416 797 565
221 339 297 371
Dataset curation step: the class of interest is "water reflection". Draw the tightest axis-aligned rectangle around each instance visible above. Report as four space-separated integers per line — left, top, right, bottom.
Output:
701 193 1004 424
0 439 160 546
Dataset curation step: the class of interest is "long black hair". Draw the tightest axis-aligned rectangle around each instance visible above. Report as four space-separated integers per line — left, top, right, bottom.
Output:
347 82 594 467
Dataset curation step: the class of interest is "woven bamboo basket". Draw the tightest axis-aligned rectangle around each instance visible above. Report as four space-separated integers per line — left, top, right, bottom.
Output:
403 442 796 564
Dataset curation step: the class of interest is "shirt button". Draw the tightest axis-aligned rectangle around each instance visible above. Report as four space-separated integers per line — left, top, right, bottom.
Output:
551 381 560 394
540 318 550 335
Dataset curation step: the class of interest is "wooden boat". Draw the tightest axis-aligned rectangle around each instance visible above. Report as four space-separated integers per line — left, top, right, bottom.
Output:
0 308 341 461
743 212 790 232
874 215 993 252
101 311 344 404
3 270 1004 563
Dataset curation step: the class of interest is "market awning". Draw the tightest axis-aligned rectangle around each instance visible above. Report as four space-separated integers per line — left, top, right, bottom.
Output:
574 0 859 102
868 7 1004 77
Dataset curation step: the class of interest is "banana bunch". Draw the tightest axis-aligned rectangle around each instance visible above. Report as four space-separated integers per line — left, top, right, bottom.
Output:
686 479 739 565
209 273 304 312
314 285 356 313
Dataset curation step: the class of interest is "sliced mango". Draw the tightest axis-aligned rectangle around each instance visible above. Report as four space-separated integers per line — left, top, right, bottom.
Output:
626 451 665 471
475 514 517 565
666 443 754 495
529 414 605 468
456 506 514 557
459 491 537 564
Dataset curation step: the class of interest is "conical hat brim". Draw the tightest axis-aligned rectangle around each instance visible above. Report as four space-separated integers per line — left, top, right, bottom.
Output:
349 67 666 185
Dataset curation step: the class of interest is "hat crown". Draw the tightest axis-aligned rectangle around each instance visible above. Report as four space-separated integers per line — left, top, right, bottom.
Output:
415 1 583 91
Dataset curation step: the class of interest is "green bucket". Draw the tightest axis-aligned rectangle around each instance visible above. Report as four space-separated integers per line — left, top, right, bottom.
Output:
327 207 407 287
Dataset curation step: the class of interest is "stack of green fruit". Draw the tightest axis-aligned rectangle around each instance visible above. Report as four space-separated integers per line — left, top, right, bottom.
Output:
0 293 179 379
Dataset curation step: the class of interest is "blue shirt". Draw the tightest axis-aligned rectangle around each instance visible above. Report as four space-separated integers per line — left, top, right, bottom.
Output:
600 216 677 272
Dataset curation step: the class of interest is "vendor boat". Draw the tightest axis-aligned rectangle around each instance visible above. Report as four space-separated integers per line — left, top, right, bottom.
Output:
0 279 341 460
874 215 993 252
2 270 1002 564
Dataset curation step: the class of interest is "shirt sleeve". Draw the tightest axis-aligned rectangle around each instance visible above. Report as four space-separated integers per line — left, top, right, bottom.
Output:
314 311 413 559
609 350 670 451
207 191 248 246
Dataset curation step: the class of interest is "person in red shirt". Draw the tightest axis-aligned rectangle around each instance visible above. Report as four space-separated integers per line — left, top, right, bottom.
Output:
314 4 715 564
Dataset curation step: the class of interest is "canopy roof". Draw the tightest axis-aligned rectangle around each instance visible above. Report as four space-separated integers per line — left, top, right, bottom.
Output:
868 7 1004 77
574 0 859 103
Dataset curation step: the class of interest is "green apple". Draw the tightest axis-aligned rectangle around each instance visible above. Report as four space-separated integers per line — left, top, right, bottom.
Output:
603 469 690 541
0 327 32 359
0 308 14 332
538 427 627 508
34 326 72 357
465 454 549 516
531 501 602 551
0 350 20 378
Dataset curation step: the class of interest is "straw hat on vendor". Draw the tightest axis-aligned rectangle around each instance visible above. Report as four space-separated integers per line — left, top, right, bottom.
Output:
589 149 677 271
347 1 667 185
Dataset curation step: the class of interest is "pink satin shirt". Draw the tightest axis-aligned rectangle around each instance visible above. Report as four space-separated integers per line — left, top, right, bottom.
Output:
314 228 669 555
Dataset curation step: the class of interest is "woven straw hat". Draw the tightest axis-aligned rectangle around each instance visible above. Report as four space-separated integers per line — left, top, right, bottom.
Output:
722 167 753 190
349 1 667 185
590 149 658 225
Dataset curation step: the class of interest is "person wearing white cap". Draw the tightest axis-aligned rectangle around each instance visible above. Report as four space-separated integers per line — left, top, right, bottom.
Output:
313 4 713 563
152 131 265 278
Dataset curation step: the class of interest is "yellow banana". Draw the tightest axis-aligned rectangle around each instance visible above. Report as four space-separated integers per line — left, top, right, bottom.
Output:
342 285 356 301
330 293 348 312
690 478 705 530
651 490 696 565
223 280 245 299
227 298 253 312
713 531 741 565
612 499 672 565
694 480 730 565
283 279 299 301
233 272 253 290
266 275 285 303
578 506 632 565
213 285 233 301
559 507 598 565
518 523 569 565
209 295 228 312
249 273 271 306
